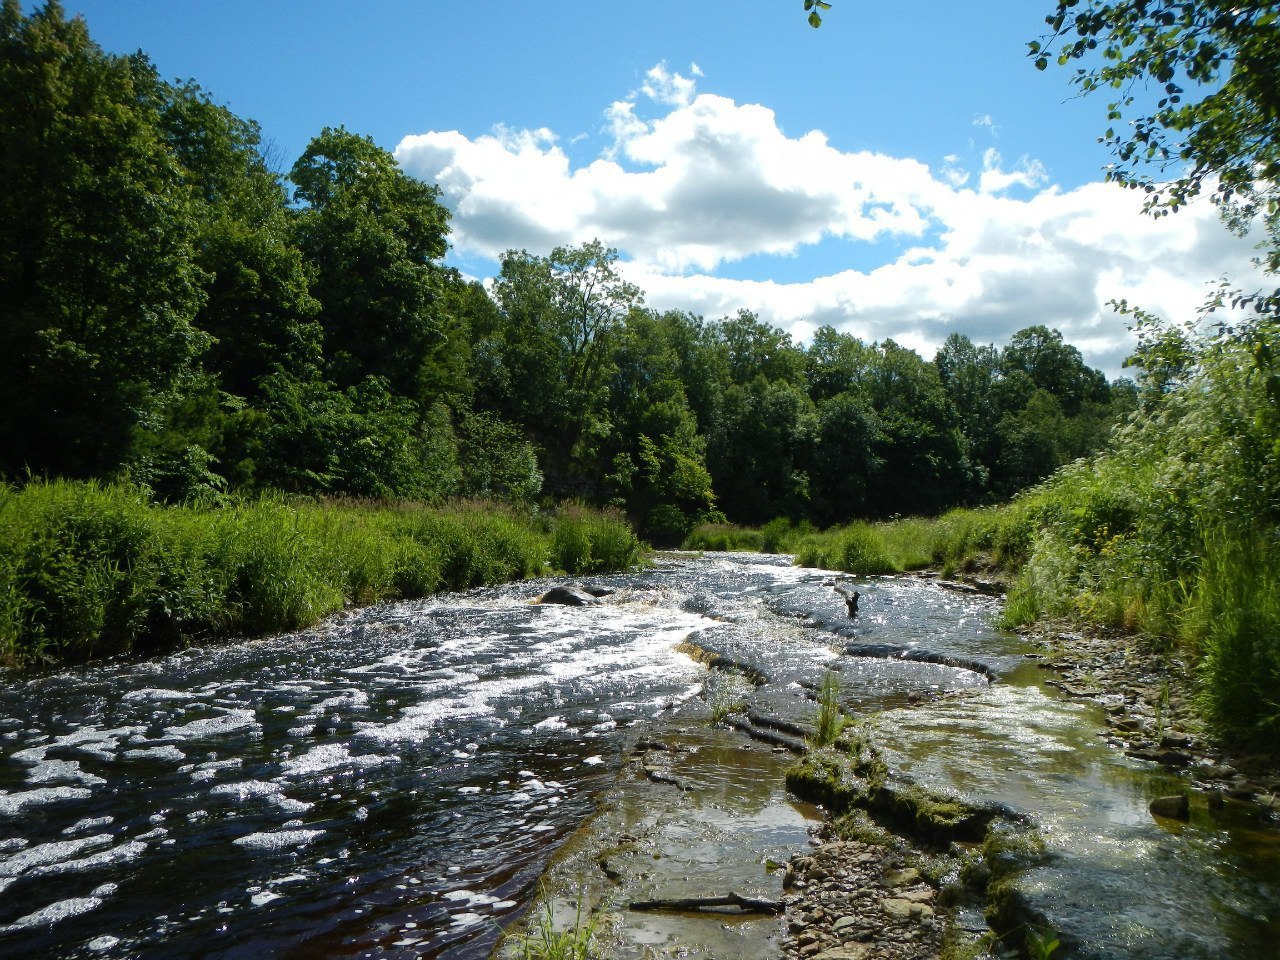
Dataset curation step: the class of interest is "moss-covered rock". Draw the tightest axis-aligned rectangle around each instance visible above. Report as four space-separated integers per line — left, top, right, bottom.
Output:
784 748 873 811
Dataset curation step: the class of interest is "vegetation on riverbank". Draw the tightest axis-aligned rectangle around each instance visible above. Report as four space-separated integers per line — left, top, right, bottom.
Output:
687 319 1280 750
0 480 639 670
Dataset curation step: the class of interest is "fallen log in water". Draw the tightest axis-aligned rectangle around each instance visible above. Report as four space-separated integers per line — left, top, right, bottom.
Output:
629 891 783 915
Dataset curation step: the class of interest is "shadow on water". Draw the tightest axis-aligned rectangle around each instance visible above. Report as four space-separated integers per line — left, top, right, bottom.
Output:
1 551 1277 959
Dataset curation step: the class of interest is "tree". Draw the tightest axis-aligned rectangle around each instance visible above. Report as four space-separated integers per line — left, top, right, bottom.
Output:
0 1 207 480
808 392 880 525
600 308 716 536
863 341 976 516
707 379 815 524
160 79 323 401
716 309 806 387
805 325 876 404
290 127 452 401
1000 325 1108 416
485 240 643 493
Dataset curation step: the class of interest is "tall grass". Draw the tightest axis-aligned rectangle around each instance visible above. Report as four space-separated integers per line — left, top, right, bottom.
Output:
683 522 765 552
504 895 599 960
811 669 849 747
0 481 641 669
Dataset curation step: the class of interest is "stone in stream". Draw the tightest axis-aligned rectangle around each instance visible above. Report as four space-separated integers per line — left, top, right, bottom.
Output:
1149 794 1191 820
813 946 870 959
535 585 599 606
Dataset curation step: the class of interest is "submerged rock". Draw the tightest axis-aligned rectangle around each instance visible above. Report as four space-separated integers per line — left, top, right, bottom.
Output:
535 586 599 606
1149 794 1191 820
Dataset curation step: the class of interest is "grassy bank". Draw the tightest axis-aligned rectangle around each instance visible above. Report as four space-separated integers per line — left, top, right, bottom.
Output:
0 480 641 670
685 507 1032 579
687 463 1279 750
684 327 1280 750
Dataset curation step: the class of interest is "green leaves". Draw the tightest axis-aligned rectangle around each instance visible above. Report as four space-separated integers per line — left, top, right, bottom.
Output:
804 0 831 28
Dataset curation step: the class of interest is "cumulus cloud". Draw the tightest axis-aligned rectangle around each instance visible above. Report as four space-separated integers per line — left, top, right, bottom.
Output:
394 65 1265 376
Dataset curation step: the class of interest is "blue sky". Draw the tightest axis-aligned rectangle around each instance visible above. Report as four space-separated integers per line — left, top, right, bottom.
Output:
48 0 1263 375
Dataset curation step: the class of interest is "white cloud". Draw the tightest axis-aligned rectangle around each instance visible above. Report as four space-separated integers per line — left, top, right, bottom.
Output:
977 148 1048 194
641 62 698 107
394 66 1266 377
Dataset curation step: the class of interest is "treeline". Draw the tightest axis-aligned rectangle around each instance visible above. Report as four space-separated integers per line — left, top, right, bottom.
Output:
1 3 1131 540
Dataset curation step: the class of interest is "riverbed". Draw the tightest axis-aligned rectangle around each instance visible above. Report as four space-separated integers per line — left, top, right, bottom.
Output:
1 552 1277 958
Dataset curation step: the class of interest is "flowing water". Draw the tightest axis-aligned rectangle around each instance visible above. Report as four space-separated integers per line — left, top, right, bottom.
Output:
0 552 1277 959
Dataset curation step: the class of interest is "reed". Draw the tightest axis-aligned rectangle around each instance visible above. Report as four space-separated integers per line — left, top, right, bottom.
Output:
0 481 642 670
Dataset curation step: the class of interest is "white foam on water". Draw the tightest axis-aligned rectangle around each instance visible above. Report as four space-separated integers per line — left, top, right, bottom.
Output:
233 829 325 851
313 691 369 712
163 709 260 741
1 895 107 932
121 688 191 703
63 816 114 836
0 834 114 877
189 758 243 783
28 841 148 878
123 745 187 762
27 759 107 787
10 725 145 766
442 889 499 907
86 935 120 952
0 786 92 818
210 779 283 803
279 743 392 777
250 891 282 906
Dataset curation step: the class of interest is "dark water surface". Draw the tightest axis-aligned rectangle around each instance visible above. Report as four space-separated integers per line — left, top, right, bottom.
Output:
1 553 1277 959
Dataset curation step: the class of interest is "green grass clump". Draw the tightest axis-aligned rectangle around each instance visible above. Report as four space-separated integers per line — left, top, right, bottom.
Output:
548 504 641 575
505 896 599 960
810 669 849 746
0 481 642 669
705 667 754 721
682 522 764 552
794 523 897 575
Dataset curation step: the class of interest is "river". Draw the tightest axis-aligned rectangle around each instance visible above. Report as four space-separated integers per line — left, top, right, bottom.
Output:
0 552 1276 959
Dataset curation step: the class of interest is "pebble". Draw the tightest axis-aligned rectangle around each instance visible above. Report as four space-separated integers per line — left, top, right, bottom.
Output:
782 839 947 960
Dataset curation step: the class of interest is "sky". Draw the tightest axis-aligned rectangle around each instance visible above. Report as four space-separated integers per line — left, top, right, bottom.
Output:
46 0 1266 377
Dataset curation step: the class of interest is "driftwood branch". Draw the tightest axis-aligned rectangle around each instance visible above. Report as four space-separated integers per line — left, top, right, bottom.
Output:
628 891 783 915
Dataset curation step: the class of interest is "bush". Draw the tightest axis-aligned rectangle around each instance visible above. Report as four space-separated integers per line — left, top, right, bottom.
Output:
0 482 642 669
549 504 641 575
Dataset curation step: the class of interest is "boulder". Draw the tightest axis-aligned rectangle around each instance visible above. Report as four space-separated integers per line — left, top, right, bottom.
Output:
536 586 599 606
1149 794 1190 820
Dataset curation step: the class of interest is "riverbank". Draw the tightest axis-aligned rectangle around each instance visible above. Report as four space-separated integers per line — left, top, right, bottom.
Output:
501 560 1280 957
1024 619 1280 815
686 506 1280 760
0 479 641 670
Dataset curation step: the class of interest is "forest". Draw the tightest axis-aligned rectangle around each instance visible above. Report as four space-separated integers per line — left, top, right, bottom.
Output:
0 2 1133 540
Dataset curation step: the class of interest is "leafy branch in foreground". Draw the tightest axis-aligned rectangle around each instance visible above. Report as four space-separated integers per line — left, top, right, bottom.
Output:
804 0 832 29
1030 1 1280 279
